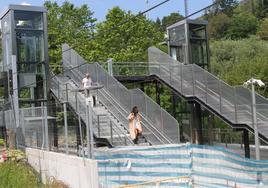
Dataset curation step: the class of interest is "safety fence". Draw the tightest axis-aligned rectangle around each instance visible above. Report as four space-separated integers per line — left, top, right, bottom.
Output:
2 103 91 156
96 144 268 188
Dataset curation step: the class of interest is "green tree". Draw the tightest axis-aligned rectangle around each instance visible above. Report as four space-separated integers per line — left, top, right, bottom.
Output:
44 1 96 73
208 13 231 39
155 17 162 32
257 18 268 39
90 7 163 62
227 12 258 39
208 0 238 16
161 12 183 31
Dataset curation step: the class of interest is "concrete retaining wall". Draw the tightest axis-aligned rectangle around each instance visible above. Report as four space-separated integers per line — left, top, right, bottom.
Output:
26 148 99 188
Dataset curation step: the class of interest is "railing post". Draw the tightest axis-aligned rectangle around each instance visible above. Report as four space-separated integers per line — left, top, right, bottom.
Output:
191 65 195 95
180 64 183 92
205 73 208 104
110 120 113 144
44 102 49 150
57 80 60 99
234 88 238 123
75 91 78 111
65 83 68 102
86 102 94 159
219 81 222 113
63 102 69 154
78 105 85 158
97 115 100 137
107 58 113 76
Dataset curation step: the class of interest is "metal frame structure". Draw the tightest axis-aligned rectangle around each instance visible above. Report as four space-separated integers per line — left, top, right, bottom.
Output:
167 19 210 70
0 5 49 109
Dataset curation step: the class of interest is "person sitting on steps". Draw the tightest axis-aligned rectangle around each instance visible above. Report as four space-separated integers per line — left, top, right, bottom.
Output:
128 106 142 144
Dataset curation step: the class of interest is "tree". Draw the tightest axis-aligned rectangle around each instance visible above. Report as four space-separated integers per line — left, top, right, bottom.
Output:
89 7 163 62
161 12 183 31
209 0 238 16
227 12 258 39
257 18 268 40
208 13 231 39
155 17 162 32
44 1 96 73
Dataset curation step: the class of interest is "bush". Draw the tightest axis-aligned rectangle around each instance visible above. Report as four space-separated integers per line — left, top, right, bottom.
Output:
0 139 4 147
210 37 268 97
227 13 258 39
6 149 26 161
257 18 268 40
0 161 40 188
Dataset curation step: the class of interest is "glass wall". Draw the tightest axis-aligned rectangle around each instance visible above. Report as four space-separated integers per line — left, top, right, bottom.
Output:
189 24 209 70
168 24 186 63
14 10 43 30
16 31 44 63
168 21 209 70
1 11 12 70
13 10 46 104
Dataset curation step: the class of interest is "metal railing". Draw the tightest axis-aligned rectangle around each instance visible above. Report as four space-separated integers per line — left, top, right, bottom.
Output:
4 106 50 149
147 47 268 142
62 44 180 145
50 74 133 146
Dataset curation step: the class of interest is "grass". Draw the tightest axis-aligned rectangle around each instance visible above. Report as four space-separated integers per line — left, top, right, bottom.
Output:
0 161 69 188
0 161 40 188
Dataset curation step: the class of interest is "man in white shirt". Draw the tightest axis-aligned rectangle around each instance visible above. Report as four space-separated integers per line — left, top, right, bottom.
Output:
82 73 93 106
82 73 92 91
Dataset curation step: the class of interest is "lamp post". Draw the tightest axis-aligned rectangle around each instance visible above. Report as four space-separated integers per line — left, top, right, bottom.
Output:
244 78 265 160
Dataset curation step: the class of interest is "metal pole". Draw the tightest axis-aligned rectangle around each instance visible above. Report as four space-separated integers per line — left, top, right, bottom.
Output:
11 55 19 129
78 115 84 157
63 102 69 154
251 82 260 160
86 102 94 159
219 81 222 113
44 102 49 150
184 0 188 17
110 120 113 145
97 115 100 137
86 103 90 158
65 83 68 102
234 88 238 123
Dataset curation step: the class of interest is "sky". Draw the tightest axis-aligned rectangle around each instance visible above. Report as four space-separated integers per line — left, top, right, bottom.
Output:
0 0 213 21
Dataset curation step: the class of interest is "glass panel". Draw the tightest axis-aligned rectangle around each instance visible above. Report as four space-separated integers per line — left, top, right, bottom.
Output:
189 24 206 39
16 31 45 63
168 24 185 46
14 10 43 30
1 11 11 34
3 34 12 68
190 39 208 69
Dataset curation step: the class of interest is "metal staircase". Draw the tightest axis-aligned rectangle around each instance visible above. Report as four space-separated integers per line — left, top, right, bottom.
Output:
148 47 268 143
61 44 181 145
50 74 134 146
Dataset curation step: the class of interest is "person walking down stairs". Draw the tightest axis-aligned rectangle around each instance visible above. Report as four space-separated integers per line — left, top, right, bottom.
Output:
128 106 142 144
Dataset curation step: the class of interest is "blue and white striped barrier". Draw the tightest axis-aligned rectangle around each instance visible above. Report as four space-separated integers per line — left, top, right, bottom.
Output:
96 144 268 187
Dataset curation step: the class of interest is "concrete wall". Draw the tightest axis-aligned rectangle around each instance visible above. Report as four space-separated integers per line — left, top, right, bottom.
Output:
26 148 99 188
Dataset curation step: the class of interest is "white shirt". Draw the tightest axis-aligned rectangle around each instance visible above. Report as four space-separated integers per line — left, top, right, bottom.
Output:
82 77 92 88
